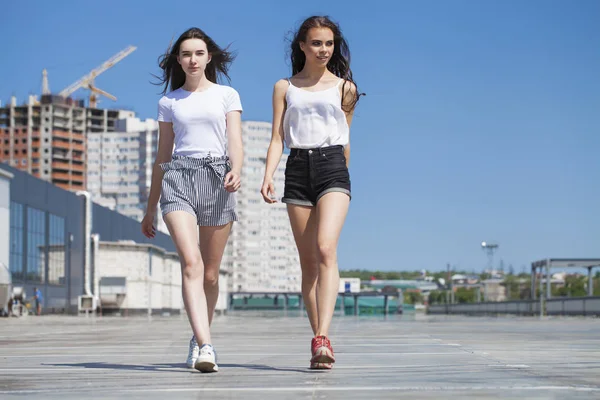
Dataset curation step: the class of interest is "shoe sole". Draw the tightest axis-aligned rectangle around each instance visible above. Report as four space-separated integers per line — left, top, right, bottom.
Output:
311 347 335 364
194 360 219 373
310 362 332 370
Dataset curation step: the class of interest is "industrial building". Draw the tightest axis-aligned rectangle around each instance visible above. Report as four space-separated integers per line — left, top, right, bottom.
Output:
0 162 182 314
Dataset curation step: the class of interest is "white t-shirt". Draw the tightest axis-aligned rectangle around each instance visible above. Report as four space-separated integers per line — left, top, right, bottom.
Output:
157 85 243 158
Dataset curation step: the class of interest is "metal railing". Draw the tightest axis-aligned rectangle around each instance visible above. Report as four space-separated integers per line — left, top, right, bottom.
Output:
427 297 600 316
229 291 402 316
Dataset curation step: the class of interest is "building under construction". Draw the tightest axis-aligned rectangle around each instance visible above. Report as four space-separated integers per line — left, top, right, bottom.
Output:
0 46 137 192
0 95 134 191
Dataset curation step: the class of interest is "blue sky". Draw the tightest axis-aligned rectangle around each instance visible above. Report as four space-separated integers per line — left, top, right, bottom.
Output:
2 0 599 273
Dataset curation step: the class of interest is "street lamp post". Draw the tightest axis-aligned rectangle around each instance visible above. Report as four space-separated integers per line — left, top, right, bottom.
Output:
481 242 499 273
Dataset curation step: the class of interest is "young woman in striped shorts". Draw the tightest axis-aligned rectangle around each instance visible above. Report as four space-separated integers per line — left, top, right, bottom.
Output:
142 27 243 373
261 16 362 369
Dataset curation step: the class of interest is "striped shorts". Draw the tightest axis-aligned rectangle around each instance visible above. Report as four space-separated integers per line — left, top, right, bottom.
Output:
159 155 238 226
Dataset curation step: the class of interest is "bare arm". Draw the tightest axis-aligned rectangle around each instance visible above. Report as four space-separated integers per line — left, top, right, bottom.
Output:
260 79 289 203
147 121 175 213
342 81 358 168
142 121 174 238
224 110 243 192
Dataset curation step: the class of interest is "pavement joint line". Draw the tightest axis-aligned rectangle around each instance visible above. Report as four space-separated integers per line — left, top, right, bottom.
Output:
0 352 467 358
2 386 600 395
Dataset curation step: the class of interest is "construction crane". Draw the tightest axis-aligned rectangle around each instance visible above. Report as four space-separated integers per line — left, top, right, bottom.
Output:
58 45 137 108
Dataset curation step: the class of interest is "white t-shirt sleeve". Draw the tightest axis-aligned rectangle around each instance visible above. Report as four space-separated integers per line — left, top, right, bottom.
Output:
225 88 243 114
157 96 173 122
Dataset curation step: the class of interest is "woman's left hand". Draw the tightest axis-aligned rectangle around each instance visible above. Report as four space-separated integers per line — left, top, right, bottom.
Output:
224 171 241 192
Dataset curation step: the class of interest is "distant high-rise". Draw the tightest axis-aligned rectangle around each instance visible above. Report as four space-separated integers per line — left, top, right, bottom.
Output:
222 121 301 292
86 117 168 234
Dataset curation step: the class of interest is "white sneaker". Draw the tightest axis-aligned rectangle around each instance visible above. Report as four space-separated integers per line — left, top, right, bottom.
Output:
186 336 199 369
194 344 218 373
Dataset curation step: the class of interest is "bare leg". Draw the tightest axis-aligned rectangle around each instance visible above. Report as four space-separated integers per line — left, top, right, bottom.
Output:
199 223 232 325
287 204 319 334
164 211 211 345
315 192 349 337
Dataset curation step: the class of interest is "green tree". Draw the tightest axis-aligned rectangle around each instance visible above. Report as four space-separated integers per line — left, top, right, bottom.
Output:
404 291 423 305
428 290 447 305
455 287 477 303
503 275 521 300
552 275 588 297
403 271 422 279
340 270 375 280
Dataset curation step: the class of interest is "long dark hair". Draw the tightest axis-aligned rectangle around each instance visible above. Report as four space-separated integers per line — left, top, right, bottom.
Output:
289 16 363 112
155 27 235 94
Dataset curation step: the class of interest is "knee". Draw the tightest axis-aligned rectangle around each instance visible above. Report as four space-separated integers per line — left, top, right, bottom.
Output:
204 270 219 288
181 256 203 280
317 242 337 265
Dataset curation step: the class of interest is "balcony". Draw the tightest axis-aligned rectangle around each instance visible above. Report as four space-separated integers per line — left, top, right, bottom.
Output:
52 161 70 171
52 120 69 130
72 143 85 152
71 174 85 183
52 152 70 161
52 107 69 118
52 140 70 150
52 172 70 181
53 130 71 140
71 163 85 172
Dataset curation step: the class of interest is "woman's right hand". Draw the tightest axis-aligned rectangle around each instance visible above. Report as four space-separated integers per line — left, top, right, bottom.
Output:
260 178 277 204
141 211 157 239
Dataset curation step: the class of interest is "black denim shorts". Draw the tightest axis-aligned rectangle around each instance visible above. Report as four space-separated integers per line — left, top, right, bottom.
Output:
282 145 351 207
